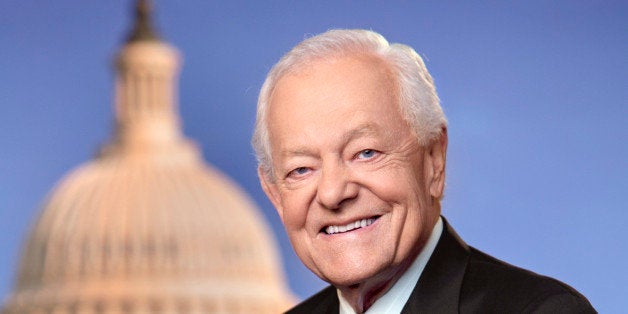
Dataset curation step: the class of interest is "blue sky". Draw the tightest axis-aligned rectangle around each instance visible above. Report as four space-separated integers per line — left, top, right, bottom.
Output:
1 1 626 312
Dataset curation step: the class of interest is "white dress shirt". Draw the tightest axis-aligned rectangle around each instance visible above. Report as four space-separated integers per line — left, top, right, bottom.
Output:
337 217 444 314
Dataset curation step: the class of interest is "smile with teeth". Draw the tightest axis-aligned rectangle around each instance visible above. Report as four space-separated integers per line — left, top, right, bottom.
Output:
324 217 378 235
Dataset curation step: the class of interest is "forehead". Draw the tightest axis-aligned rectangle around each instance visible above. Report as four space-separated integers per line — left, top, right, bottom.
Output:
269 54 399 116
272 53 396 100
266 54 410 152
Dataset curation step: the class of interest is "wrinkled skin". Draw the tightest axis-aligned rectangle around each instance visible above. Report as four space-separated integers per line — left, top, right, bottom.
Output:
259 54 447 312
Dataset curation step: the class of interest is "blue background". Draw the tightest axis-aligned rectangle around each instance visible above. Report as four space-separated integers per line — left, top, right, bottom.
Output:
1 1 626 312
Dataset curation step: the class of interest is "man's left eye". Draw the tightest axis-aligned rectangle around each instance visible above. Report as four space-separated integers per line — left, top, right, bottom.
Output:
356 149 378 160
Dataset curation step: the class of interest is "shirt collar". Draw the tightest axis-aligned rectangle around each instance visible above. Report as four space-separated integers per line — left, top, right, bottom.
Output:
338 217 444 314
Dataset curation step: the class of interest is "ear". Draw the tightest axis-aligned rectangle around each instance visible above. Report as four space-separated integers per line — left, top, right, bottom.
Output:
258 166 285 222
427 127 448 199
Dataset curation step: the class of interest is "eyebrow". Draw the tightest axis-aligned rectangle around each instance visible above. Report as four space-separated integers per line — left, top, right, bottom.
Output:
342 123 379 143
279 123 381 158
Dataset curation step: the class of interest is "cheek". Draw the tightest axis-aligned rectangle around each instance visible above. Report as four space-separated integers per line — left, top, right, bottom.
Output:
360 166 422 203
279 190 313 229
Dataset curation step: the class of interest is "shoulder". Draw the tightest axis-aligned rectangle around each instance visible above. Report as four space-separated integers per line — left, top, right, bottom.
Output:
284 285 338 314
460 247 596 313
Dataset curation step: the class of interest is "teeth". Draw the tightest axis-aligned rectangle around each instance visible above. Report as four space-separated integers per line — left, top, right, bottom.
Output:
325 218 375 235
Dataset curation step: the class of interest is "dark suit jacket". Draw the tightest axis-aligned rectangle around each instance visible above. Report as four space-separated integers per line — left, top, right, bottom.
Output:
286 218 595 313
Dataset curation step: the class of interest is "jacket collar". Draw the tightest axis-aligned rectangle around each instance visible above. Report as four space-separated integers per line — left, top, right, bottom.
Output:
401 217 471 313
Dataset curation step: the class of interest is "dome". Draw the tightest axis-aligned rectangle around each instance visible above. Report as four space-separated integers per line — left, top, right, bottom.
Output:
1 1 294 313
3 142 293 313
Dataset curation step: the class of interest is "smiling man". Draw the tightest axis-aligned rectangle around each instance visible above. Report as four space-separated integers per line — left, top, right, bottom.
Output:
252 29 594 313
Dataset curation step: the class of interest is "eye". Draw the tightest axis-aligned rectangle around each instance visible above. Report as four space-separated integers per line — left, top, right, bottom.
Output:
356 149 379 160
287 167 311 179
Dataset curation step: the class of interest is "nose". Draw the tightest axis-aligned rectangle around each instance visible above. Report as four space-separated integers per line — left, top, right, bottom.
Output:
316 159 358 210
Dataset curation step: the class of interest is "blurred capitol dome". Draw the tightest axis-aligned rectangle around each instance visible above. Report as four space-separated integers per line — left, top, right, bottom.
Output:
1 1 294 313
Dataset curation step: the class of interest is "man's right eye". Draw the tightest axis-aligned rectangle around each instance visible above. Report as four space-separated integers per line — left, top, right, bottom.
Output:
287 167 310 178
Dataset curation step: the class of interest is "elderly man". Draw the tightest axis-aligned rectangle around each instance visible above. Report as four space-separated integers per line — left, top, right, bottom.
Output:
252 29 594 313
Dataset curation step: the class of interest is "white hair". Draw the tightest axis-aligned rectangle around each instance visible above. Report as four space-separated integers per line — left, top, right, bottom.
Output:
252 29 447 178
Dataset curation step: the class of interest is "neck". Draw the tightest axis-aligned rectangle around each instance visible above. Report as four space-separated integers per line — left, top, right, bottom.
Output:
338 247 421 313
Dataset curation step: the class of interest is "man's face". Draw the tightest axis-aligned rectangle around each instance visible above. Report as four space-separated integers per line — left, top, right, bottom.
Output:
260 54 446 287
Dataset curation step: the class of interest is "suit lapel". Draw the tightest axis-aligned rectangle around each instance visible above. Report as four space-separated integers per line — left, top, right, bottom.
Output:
401 218 470 314
314 288 340 313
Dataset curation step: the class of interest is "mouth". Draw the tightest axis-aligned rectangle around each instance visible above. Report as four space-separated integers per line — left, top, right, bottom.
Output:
321 216 380 235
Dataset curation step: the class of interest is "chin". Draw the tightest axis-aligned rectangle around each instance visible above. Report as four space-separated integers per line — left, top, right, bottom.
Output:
318 261 388 288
